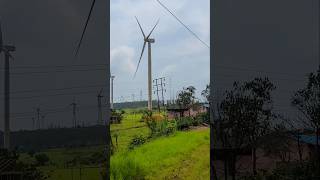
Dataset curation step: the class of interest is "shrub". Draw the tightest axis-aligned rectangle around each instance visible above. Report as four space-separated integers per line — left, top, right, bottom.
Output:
159 120 176 136
146 118 176 137
141 110 152 121
176 117 194 130
128 135 146 150
196 112 209 124
34 153 50 166
89 151 106 164
111 109 125 124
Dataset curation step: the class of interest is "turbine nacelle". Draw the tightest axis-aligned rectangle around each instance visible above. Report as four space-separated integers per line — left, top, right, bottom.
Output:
0 22 15 55
146 38 155 43
3 45 15 52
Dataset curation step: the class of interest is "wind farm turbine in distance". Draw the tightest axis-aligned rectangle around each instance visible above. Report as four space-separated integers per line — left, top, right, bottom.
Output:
0 22 16 150
134 17 160 111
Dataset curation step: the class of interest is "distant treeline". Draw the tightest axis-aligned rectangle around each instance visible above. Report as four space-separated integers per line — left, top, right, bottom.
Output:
114 100 160 109
0 125 106 151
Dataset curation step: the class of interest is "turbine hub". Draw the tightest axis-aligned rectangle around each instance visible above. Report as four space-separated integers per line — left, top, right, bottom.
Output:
3 45 15 52
146 38 155 43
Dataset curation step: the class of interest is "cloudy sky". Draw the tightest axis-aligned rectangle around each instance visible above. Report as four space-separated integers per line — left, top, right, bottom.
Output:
110 0 210 103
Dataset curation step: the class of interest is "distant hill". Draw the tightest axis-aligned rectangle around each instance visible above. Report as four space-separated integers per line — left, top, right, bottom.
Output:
0 125 106 151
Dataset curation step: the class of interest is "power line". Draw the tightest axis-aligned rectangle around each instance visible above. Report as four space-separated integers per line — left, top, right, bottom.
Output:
3 90 99 100
9 68 105 76
0 84 105 95
155 0 209 48
0 63 107 70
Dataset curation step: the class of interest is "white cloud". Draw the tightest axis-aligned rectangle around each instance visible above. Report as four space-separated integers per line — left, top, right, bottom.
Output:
159 64 177 77
111 46 136 74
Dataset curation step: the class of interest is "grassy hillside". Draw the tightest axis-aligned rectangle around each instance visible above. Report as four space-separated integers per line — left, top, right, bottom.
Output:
110 128 210 180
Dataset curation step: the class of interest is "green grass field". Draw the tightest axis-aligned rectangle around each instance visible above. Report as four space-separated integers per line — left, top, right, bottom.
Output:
17 109 209 180
111 128 210 179
111 113 150 152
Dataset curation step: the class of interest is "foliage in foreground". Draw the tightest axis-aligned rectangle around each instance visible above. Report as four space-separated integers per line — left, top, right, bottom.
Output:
238 160 320 180
111 129 209 180
0 149 48 180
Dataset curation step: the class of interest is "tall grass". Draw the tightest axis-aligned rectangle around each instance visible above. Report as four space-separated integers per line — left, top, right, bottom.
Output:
110 129 209 179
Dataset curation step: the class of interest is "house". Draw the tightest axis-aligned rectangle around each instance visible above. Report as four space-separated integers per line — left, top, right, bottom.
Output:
166 103 208 119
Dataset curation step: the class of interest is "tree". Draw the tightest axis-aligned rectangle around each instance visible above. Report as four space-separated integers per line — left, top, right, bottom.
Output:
217 81 251 179
292 70 320 165
217 77 276 177
242 77 276 175
202 84 210 102
176 86 196 116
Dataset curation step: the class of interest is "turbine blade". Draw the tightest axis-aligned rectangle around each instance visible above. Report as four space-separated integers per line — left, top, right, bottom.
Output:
135 16 146 38
147 19 160 38
134 41 147 78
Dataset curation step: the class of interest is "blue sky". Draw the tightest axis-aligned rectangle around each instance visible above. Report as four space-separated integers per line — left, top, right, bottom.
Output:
110 0 210 103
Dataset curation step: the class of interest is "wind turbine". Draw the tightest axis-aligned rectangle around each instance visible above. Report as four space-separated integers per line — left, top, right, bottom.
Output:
134 17 159 111
0 22 15 150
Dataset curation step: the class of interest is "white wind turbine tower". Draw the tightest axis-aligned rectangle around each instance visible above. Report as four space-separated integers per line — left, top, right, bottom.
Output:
134 17 159 111
0 22 15 150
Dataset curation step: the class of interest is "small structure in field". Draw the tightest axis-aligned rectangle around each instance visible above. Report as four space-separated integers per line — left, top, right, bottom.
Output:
166 103 208 119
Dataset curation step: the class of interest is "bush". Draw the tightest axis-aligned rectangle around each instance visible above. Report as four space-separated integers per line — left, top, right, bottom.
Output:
176 117 194 130
196 112 209 124
128 135 146 150
34 153 50 166
89 151 106 164
111 109 125 124
159 120 176 136
141 110 153 122
146 118 176 137
0 149 48 179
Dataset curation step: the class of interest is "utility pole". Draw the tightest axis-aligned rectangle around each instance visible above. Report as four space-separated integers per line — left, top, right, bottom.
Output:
0 22 15 149
132 94 135 102
70 98 77 128
110 75 115 109
140 90 143 101
169 77 173 104
32 117 35 130
153 77 166 112
159 77 166 106
41 115 46 129
153 78 161 113
97 90 104 125
37 108 41 129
